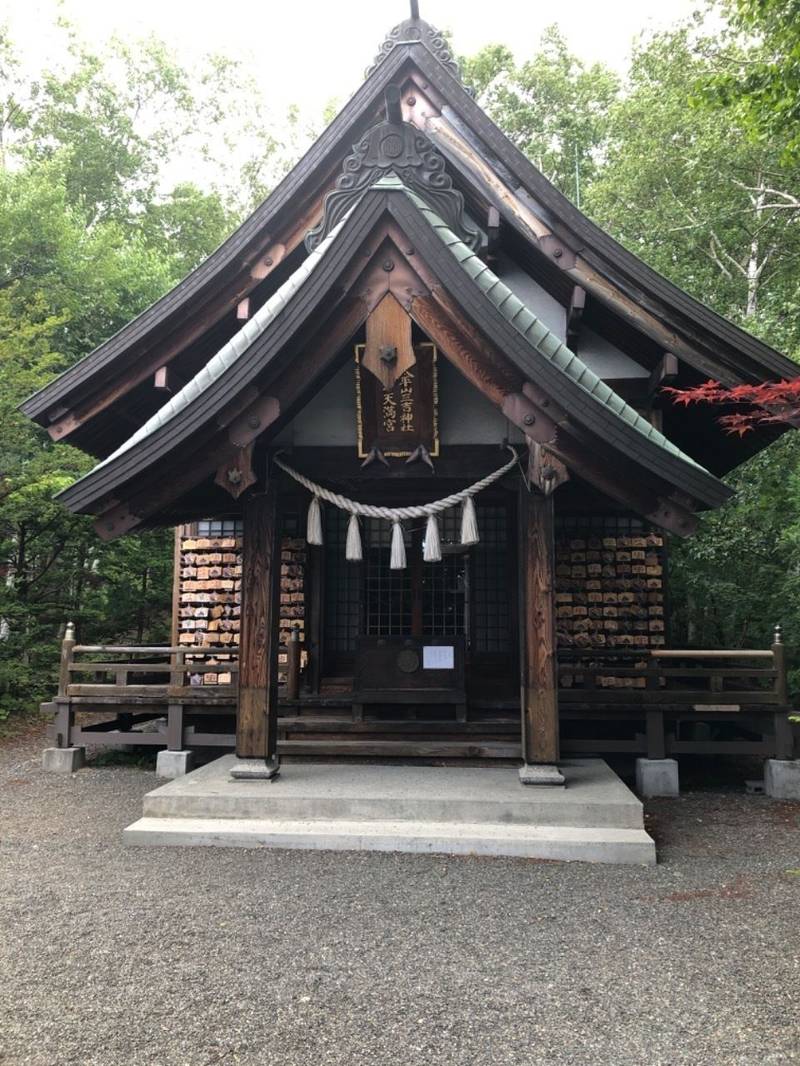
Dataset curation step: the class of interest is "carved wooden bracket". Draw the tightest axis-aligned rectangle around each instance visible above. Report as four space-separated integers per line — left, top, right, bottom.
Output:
501 391 560 446
527 439 569 495
215 442 257 500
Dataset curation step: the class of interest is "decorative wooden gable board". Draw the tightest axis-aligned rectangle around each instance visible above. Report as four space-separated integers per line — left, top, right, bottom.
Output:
353 289 440 460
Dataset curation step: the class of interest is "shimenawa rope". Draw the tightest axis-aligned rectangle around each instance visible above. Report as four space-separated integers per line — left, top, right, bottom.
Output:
273 446 518 568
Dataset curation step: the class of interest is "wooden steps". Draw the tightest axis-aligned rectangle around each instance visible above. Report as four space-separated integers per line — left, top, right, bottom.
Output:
278 739 521 758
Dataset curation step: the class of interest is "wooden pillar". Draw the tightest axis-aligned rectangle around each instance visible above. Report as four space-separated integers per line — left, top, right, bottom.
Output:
236 481 281 762
305 538 324 695
170 526 183 650
772 624 794 759
519 484 560 767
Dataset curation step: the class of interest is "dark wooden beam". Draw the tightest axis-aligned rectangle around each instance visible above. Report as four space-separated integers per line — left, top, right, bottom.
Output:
385 84 404 126
237 481 281 761
648 351 679 398
520 482 559 764
305 534 324 695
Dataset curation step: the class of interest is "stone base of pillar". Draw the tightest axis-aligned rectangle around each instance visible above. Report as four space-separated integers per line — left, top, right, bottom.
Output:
42 747 85 774
156 750 194 780
229 756 281 781
635 757 679 798
518 763 565 787
764 759 800 800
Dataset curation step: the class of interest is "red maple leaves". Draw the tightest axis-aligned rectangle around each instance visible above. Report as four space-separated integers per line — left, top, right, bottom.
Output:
663 379 800 435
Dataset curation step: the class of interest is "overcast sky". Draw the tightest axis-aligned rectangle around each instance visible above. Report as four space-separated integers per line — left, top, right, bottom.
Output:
7 0 702 115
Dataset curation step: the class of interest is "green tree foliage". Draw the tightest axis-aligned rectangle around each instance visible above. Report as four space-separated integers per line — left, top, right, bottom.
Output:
461 27 620 204
703 0 800 166
0 21 296 719
581 26 800 664
587 27 800 326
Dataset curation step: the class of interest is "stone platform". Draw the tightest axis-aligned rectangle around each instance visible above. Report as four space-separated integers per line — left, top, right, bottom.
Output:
124 757 656 865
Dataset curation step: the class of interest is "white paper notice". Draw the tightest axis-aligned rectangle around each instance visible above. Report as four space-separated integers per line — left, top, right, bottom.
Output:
423 645 454 670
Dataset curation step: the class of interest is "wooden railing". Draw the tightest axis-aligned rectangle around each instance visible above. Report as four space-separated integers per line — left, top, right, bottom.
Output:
57 622 304 703
60 643 240 700
51 624 304 752
48 622 791 758
56 623 787 709
558 626 788 707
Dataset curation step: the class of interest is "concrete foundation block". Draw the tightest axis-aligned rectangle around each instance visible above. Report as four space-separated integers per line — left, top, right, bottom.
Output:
42 747 85 774
635 757 679 798
764 759 800 800
156 750 194 780
125 758 657 864
229 756 281 781
519 763 565 787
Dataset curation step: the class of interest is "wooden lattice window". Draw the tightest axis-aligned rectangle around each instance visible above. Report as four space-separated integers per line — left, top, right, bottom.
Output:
471 504 511 654
363 519 413 636
323 509 362 654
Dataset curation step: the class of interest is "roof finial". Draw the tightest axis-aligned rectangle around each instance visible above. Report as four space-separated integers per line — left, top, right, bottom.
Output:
366 10 463 83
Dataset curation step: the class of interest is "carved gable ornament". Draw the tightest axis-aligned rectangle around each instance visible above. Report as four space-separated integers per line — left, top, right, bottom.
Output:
305 117 482 253
366 17 463 81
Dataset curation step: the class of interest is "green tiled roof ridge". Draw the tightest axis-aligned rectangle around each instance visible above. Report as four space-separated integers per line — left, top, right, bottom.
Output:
398 184 707 473
94 216 347 470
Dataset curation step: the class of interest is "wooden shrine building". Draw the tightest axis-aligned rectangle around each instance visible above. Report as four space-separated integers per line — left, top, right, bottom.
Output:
27 8 798 787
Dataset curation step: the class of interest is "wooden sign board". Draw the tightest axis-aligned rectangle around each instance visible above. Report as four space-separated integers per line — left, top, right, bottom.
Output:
355 342 439 458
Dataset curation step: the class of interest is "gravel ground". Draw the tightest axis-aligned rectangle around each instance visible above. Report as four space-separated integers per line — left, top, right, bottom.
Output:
1 725 799 1066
